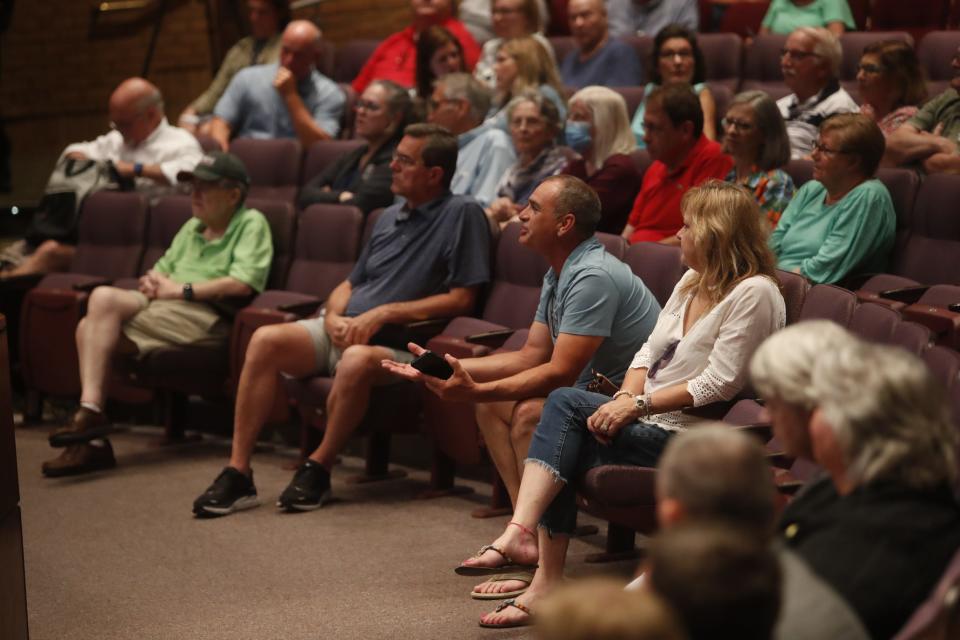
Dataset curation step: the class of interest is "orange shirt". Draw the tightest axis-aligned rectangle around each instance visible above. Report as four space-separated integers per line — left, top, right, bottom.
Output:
627 136 733 244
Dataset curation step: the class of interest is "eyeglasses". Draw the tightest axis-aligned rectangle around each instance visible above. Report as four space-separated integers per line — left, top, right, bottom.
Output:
811 140 848 156
857 63 884 75
391 152 421 167
427 97 458 111
659 48 693 60
647 340 679 380
355 99 383 112
721 117 754 133
780 48 821 61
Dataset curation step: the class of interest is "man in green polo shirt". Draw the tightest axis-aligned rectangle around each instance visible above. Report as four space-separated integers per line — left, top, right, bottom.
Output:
886 46 960 174
42 152 274 477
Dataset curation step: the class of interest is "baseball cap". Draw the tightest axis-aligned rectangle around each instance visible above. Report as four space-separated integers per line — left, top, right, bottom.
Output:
177 151 250 185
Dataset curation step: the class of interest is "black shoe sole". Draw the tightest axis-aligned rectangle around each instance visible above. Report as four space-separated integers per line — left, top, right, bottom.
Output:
193 495 260 517
276 489 332 512
49 425 119 447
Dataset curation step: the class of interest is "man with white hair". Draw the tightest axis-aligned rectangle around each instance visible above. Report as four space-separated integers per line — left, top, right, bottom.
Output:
209 19 345 149
777 27 858 158
427 72 516 207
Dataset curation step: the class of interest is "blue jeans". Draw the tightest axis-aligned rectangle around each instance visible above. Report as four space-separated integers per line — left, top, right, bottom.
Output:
526 387 675 536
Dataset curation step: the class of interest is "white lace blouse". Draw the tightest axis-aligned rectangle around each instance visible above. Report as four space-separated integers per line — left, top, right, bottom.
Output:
630 270 786 432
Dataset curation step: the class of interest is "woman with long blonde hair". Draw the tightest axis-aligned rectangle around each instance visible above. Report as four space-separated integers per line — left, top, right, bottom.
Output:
489 35 565 128
454 180 786 629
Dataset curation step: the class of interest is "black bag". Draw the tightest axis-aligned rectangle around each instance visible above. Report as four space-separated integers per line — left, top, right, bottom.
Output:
24 157 126 246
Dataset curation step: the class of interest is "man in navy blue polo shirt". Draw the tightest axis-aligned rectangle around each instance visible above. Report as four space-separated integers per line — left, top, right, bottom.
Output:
193 123 491 517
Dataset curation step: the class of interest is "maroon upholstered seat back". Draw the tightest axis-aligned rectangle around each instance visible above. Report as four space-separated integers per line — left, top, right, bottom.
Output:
890 321 933 355
301 139 367 187
228 138 302 202
849 302 901 344
776 269 809 325
139 195 193 274
482 222 550 328
741 34 790 101
876 167 921 259
917 31 960 97
332 40 379 83
547 36 576 65
895 174 960 285
698 33 742 94
784 159 813 190
892 547 960 640
286 204 364 300
612 86 646 121
245 197 296 290
798 284 857 326
595 232 627 261
870 0 949 42
70 191 148 279
623 242 685 308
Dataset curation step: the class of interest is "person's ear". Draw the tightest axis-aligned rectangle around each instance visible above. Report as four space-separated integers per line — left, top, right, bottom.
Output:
680 120 695 140
556 211 577 237
424 164 445 188
809 408 846 471
657 496 685 528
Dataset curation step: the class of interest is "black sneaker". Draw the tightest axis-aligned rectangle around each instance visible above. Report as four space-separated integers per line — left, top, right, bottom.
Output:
276 460 331 512
193 467 259 517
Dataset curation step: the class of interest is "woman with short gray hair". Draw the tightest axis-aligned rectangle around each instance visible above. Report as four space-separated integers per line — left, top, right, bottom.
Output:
722 91 795 228
751 322 960 639
486 90 567 224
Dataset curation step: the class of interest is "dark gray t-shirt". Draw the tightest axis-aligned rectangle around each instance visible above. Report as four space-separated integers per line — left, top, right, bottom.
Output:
534 237 661 387
346 192 491 316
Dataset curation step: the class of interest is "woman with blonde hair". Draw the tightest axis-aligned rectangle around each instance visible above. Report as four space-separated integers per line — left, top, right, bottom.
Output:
561 86 640 233
455 180 786 629
489 35 565 128
474 0 551 87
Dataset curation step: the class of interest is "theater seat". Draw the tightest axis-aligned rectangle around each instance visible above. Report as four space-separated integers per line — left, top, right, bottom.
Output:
917 31 960 104
331 39 379 84
893 547 960 639
870 0 950 43
19 191 148 413
741 34 790 101
798 284 858 325
894 174 960 286
902 285 960 350
228 138 302 203
622 242 684 308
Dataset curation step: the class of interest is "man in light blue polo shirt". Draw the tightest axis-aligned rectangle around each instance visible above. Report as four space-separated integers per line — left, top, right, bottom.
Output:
385 175 660 602
428 73 516 207
209 20 344 149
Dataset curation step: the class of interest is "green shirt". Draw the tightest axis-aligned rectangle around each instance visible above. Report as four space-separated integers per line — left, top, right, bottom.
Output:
770 179 894 284
907 88 960 144
153 206 273 292
189 35 282 115
761 0 855 34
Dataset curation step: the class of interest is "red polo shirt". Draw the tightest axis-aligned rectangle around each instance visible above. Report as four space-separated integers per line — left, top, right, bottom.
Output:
626 136 733 244
351 19 481 93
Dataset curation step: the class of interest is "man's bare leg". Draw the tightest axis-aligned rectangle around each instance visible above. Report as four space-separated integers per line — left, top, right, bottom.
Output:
3 240 74 277
228 323 317 473
75 286 145 408
308 344 403 469
476 400 522 505
510 397 545 477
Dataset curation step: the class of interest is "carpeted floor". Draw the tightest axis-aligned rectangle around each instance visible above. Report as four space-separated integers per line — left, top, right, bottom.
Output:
15 425 639 640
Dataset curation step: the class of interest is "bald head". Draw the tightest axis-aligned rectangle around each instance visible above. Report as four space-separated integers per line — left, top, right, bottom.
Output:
280 19 321 79
108 77 163 146
568 0 608 53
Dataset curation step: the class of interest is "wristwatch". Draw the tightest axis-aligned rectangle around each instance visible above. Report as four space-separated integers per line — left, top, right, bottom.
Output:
182 283 194 301
635 394 651 419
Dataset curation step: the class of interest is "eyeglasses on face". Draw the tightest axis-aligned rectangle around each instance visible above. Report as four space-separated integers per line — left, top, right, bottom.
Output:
391 152 421 167
355 99 383 112
721 117 754 133
659 48 693 60
780 48 820 61
811 140 848 156
857 63 884 75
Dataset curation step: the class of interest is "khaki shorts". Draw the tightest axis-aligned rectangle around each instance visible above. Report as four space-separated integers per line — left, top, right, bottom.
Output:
296 314 415 375
122 292 229 356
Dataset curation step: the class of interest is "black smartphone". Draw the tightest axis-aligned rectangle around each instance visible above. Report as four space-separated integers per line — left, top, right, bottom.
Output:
410 350 454 380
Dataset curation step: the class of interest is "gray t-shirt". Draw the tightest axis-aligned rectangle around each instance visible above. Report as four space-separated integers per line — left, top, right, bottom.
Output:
534 237 661 387
346 192 491 316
